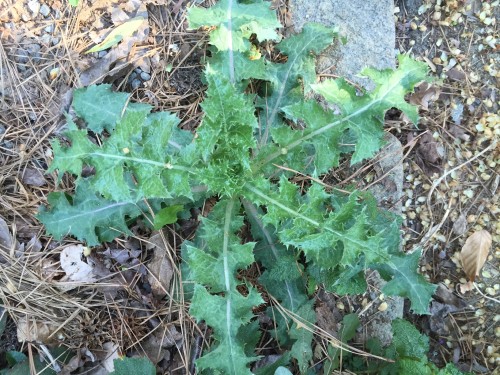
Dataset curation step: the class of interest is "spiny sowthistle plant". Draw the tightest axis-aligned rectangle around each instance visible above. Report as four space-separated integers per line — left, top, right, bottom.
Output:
39 0 438 373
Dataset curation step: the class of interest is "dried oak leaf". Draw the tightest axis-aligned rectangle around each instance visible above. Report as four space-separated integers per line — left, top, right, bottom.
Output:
17 317 59 344
409 82 440 111
460 230 492 282
146 232 173 298
414 132 445 175
59 244 96 291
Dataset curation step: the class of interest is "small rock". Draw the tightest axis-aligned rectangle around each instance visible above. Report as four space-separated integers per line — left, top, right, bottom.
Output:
21 168 46 186
1 141 14 149
15 48 30 64
39 4 51 17
98 51 107 58
140 71 151 81
0 125 5 134
51 37 60 46
44 24 54 33
21 13 31 22
26 43 41 61
131 79 142 90
27 0 40 16
40 34 51 46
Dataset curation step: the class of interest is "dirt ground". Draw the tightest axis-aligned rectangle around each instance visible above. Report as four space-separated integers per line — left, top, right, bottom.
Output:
0 0 498 374
394 0 499 372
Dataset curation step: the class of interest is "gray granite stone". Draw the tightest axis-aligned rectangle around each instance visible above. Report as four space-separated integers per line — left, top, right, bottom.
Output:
40 4 51 17
290 0 396 90
27 0 40 16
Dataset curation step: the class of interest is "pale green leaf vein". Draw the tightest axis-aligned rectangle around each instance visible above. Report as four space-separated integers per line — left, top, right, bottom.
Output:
55 152 194 173
262 35 322 145
244 183 382 253
256 66 423 168
223 198 236 373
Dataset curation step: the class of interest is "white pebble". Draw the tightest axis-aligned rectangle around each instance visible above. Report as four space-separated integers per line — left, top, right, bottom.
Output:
28 0 40 16
40 4 50 17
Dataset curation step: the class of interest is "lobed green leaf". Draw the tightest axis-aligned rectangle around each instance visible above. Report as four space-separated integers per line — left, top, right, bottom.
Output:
72 84 129 133
37 180 143 246
49 100 195 202
373 251 437 315
256 23 336 146
244 201 315 370
187 199 264 374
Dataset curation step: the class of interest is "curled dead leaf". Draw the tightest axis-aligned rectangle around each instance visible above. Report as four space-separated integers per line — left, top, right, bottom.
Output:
146 232 173 298
17 317 59 344
460 230 492 282
458 280 475 294
59 244 96 291
414 132 444 175
409 82 440 111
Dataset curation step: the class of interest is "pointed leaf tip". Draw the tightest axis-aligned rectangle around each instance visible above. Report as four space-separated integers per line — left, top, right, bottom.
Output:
460 230 492 281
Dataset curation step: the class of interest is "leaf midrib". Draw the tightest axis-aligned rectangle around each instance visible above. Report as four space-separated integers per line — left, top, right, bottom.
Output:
222 198 237 373
261 34 321 146
43 201 134 224
254 66 423 171
56 152 194 173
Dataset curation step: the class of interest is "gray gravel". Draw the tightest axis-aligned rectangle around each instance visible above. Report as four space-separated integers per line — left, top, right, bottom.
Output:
1 141 14 149
131 79 142 90
27 0 40 16
40 4 51 17
44 24 54 33
140 71 151 81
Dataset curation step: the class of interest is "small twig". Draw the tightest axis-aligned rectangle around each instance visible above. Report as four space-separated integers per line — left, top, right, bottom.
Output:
189 334 204 375
40 344 62 373
474 283 500 304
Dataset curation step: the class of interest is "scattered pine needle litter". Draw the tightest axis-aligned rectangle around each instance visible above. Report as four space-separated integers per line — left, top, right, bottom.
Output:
0 0 203 371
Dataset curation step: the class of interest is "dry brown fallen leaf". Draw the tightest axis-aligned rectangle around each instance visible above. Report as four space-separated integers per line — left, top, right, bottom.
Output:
458 280 475 294
17 317 59 344
146 231 174 298
0 215 14 252
20 167 46 186
409 81 440 111
414 132 444 175
58 244 96 291
460 230 492 282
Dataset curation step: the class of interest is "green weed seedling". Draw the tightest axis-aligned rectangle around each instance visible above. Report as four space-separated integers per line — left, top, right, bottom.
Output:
39 1 441 373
